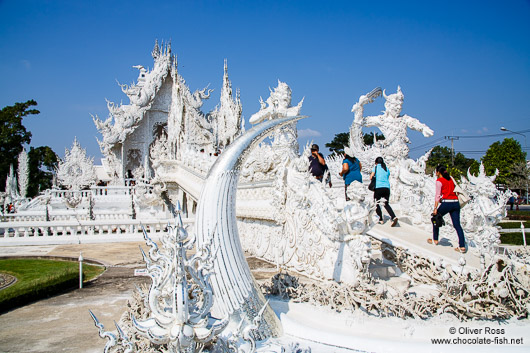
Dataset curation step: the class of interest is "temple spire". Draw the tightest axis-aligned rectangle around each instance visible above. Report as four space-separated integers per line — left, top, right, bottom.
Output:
152 39 160 59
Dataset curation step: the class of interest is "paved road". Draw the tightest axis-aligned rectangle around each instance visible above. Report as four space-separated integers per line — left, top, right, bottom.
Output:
0 242 279 353
0 242 149 353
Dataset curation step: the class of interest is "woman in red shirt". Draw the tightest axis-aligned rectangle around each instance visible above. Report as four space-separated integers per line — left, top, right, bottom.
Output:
428 165 466 253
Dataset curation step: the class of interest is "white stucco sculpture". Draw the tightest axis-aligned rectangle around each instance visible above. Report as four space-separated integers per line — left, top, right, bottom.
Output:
249 80 303 151
17 148 29 199
210 60 244 151
195 116 305 338
90 117 306 353
348 87 513 260
457 164 512 258
4 164 19 206
236 82 374 284
56 138 97 190
350 86 433 165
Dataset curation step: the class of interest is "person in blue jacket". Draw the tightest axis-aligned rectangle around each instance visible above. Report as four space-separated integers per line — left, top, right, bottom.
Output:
339 147 362 201
370 156 398 226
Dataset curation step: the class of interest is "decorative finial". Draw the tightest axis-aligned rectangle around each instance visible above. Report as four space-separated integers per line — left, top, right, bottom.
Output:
152 39 160 59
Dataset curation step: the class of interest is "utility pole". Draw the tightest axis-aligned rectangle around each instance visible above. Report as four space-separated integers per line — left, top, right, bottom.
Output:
445 136 460 166
501 127 528 204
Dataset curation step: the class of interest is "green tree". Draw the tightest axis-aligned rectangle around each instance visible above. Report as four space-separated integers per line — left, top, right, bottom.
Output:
27 146 58 197
426 146 479 180
481 138 527 185
0 100 39 191
325 132 385 154
508 161 530 190
363 132 385 146
325 132 349 154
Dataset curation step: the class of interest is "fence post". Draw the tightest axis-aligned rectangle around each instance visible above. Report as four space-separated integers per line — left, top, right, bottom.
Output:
522 222 527 247
79 252 83 289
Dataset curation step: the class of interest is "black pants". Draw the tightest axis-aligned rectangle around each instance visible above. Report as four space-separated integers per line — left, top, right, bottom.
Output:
374 187 396 221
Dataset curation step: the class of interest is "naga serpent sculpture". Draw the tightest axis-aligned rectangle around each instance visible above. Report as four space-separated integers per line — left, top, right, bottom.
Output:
195 115 305 339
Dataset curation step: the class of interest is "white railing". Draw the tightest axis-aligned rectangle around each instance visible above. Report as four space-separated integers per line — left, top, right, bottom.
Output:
45 185 135 199
499 221 527 247
2 213 47 223
48 189 92 199
0 218 194 244
92 212 132 220
2 211 134 223
90 185 134 196
179 149 216 175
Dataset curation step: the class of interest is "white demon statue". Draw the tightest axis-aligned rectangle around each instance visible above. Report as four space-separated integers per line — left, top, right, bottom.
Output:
456 164 513 257
238 82 374 284
240 81 303 182
249 80 303 151
350 86 433 167
347 86 512 260
345 87 436 222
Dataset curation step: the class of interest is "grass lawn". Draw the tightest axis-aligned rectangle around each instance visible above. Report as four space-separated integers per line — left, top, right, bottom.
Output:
507 210 530 221
0 258 105 313
498 221 530 229
500 233 530 246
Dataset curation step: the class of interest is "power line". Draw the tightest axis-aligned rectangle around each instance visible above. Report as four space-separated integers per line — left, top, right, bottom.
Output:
409 137 447 151
449 128 530 139
410 128 530 154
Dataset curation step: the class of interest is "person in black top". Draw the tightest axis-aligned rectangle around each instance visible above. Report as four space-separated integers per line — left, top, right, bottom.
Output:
308 144 327 182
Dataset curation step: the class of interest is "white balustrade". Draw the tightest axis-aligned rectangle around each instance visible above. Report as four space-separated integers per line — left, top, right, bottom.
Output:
0 218 194 244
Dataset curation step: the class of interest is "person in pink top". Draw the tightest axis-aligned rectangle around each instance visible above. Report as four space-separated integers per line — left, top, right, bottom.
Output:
428 165 467 253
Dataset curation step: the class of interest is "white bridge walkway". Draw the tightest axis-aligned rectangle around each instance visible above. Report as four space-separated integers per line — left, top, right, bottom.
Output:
0 213 484 273
368 218 484 270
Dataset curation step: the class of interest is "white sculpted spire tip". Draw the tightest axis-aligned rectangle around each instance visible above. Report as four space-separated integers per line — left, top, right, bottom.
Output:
210 59 243 150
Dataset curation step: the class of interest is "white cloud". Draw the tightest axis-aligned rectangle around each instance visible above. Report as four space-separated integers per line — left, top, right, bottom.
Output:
476 126 489 134
460 129 468 133
298 128 321 138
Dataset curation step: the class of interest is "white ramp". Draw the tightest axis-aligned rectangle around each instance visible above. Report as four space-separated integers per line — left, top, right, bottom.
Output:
367 219 482 271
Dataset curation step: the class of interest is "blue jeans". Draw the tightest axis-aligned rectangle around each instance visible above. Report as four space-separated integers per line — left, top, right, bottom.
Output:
433 201 466 248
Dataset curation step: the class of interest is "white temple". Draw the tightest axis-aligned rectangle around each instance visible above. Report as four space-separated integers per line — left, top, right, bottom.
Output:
1 42 528 352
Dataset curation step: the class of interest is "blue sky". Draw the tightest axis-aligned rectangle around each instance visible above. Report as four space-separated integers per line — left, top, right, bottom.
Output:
1 0 529 162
